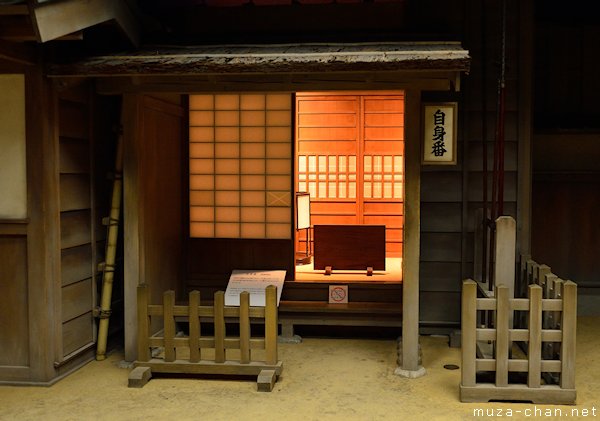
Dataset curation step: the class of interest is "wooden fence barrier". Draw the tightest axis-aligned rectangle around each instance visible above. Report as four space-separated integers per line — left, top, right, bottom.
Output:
460 279 577 404
128 285 283 391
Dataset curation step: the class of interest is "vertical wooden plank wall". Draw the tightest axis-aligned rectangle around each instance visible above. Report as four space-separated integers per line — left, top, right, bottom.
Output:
419 0 522 329
57 85 96 362
123 94 184 361
54 87 118 371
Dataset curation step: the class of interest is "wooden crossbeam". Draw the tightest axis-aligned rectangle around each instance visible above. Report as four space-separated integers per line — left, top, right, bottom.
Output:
29 0 139 46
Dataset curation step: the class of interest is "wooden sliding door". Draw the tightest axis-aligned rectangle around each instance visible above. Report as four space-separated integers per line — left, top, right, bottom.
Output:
296 92 404 258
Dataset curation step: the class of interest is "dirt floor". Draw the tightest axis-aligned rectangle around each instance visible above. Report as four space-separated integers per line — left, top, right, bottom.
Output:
1 317 599 421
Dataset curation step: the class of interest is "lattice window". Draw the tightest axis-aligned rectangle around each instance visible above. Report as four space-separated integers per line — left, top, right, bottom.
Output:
363 155 403 199
189 93 292 239
297 154 357 199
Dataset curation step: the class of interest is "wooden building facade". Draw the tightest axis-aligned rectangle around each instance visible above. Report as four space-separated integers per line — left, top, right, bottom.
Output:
1 0 598 385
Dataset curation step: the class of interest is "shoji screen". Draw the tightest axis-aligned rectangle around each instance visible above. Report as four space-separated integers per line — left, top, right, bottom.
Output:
189 93 292 239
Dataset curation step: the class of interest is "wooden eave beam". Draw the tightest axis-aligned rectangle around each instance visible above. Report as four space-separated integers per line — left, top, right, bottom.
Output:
0 38 36 65
90 72 456 95
28 0 140 46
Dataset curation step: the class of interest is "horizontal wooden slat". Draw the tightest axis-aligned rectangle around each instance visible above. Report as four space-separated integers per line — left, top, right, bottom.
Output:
364 98 404 112
311 201 357 214
475 359 562 374
62 312 93 357
476 328 563 343
61 244 92 287
298 113 357 127
364 127 404 141
363 202 403 215
60 210 92 249
297 99 357 114
58 85 90 104
136 359 283 376
476 298 564 311
59 101 89 140
298 127 357 141
421 172 462 202
147 304 265 318
364 113 404 127
60 139 90 174
420 233 461 262
148 337 265 350
420 262 462 292
60 174 91 212
297 141 357 155
62 278 93 323
421 202 462 232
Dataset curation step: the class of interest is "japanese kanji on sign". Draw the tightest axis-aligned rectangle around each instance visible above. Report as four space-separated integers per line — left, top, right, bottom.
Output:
422 102 457 165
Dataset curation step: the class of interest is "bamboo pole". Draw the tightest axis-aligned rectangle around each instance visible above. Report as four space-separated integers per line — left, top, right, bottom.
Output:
96 129 123 361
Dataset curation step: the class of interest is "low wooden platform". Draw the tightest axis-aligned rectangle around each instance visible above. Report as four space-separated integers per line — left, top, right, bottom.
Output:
295 257 402 283
278 300 402 339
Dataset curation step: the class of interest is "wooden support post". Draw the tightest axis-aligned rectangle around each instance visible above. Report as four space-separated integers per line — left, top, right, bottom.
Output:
528 284 542 388
526 259 536 285
136 285 150 362
560 281 577 390
265 285 278 366
163 290 176 362
239 291 251 364
495 285 509 387
537 265 551 294
519 254 531 294
214 291 225 363
189 290 200 363
461 280 477 388
494 217 516 299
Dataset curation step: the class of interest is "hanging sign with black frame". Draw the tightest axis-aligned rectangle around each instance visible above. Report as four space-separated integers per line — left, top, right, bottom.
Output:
422 102 458 165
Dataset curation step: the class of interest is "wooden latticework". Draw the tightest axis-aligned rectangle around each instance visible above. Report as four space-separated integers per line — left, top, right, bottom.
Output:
460 278 577 404
130 285 282 390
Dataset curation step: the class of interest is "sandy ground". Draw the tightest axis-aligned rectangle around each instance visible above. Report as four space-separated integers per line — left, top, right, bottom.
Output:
1 318 599 421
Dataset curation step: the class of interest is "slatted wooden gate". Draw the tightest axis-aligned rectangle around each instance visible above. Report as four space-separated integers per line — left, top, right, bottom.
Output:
129 284 282 391
460 273 577 404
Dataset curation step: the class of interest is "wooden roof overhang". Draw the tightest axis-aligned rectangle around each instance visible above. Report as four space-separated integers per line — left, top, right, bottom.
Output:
47 42 470 93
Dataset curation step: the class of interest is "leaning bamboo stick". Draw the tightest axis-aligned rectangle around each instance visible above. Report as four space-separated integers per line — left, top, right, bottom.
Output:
96 128 123 361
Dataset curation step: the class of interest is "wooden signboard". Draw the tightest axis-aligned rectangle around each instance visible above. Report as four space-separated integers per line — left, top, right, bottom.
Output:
422 102 458 165
313 225 386 271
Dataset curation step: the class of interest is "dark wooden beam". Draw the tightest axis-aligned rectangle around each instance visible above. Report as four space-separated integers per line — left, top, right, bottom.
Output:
0 39 37 65
28 0 140 46
0 5 29 15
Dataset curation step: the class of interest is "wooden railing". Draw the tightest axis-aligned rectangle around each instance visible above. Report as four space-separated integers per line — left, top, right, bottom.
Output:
129 285 283 391
460 272 577 404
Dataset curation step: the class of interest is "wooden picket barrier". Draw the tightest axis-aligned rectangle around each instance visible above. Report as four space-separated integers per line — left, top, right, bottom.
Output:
128 285 283 391
460 278 577 404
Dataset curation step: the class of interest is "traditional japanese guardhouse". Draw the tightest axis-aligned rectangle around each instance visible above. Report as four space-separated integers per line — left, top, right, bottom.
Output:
1 0 598 385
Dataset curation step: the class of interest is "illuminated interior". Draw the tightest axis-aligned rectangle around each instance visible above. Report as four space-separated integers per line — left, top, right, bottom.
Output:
294 92 405 282
188 91 404 282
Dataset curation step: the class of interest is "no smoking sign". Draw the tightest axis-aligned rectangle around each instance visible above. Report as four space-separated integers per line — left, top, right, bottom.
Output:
328 285 348 304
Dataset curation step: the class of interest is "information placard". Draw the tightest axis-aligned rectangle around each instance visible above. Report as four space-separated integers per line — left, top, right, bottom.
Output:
224 270 286 307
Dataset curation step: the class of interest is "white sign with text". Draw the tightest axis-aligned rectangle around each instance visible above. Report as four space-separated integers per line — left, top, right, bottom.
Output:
224 270 286 307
